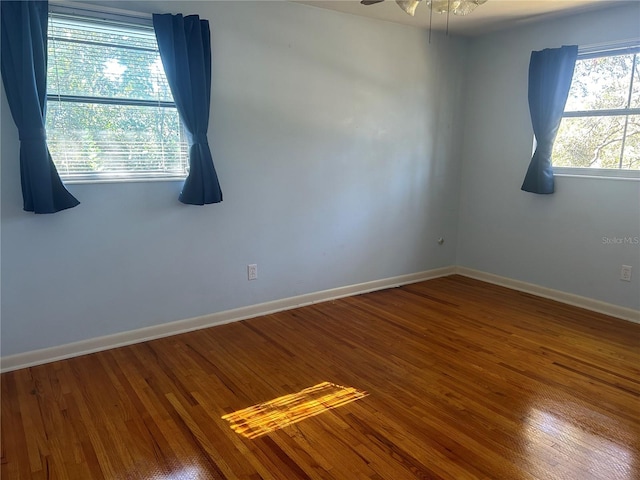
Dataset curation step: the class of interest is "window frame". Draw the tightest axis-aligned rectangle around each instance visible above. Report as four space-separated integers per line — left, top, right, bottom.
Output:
46 2 189 184
553 41 640 180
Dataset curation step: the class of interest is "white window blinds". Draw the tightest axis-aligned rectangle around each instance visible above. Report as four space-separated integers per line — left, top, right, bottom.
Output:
46 13 188 182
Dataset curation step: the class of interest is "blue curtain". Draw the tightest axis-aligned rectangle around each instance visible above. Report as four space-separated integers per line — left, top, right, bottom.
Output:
153 13 222 205
521 45 578 194
0 0 79 213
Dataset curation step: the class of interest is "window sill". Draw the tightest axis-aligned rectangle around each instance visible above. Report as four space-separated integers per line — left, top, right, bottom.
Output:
62 175 187 185
553 167 640 181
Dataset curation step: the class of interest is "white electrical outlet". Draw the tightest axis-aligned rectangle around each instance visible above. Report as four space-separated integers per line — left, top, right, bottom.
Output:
621 265 632 282
248 264 258 281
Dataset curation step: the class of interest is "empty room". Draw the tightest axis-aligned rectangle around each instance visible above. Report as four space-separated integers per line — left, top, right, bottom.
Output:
1 0 639 478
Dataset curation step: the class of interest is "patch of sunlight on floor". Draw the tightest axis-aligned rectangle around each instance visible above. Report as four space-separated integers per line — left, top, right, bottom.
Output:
222 381 368 439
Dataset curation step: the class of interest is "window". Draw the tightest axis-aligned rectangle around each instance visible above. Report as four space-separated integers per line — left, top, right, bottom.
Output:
552 46 639 175
46 11 188 182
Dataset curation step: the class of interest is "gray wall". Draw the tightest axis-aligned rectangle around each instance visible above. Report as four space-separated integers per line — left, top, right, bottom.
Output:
0 2 467 356
457 3 640 310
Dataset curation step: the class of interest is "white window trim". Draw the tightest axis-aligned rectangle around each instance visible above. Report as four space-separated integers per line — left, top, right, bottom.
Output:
61 174 188 185
49 0 152 26
554 167 640 181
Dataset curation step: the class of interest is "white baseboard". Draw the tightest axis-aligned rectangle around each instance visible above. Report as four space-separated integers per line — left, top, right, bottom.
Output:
0 267 455 373
456 266 640 324
4 265 637 373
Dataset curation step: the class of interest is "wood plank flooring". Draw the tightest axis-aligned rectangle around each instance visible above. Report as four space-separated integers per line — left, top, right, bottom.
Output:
2 275 639 479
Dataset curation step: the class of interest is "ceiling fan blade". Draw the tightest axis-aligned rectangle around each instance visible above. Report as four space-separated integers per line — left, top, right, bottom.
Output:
361 0 385 5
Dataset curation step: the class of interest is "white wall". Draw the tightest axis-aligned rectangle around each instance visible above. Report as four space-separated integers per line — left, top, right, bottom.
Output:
457 3 640 310
0 2 467 356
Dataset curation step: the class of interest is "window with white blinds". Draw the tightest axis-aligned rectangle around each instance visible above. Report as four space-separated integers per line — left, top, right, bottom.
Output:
46 12 188 182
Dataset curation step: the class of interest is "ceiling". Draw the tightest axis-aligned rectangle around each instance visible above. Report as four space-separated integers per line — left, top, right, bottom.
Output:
297 0 631 36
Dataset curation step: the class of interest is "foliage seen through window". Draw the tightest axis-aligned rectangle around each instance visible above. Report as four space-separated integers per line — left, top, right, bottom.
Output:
46 14 188 181
553 48 640 171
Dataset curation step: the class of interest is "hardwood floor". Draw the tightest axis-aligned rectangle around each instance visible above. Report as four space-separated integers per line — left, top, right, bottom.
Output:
2 275 639 479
